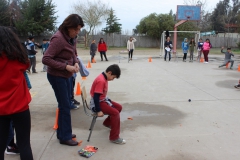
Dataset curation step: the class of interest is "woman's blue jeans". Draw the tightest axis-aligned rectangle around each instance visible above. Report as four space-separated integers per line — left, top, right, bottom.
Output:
47 73 72 141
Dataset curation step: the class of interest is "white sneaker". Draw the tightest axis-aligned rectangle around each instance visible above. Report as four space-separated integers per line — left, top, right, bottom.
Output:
204 62 208 63
111 138 126 144
71 105 80 110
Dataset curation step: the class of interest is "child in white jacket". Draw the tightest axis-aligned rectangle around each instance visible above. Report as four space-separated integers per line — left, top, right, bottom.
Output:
127 37 137 60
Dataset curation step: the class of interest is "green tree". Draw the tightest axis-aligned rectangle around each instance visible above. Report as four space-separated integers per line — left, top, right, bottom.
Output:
136 13 175 39
102 8 122 35
14 0 57 36
210 0 230 32
72 0 109 48
0 0 10 26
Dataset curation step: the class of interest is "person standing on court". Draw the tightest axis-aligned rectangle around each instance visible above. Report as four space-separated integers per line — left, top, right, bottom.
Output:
197 38 204 62
182 38 189 62
164 36 172 61
0 26 33 160
42 14 84 146
127 37 137 61
189 38 195 62
35 38 49 72
26 36 38 73
98 38 108 61
202 38 212 63
90 39 97 63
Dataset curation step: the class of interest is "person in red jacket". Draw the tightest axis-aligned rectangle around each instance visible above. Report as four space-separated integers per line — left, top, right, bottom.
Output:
0 26 33 160
98 38 108 61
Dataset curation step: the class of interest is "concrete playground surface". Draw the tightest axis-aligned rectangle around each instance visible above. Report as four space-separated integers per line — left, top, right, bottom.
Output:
5 48 240 160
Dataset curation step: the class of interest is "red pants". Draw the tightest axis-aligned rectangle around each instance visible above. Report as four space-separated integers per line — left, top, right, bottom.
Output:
100 101 122 141
203 50 209 62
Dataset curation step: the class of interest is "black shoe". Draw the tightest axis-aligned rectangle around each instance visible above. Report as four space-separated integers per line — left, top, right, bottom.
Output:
106 59 108 61
5 143 20 155
32 71 38 73
60 139 78 146
72 134 76 138
234 84 240 89
72 99 80 105
101 59 103 61
57 134 76 139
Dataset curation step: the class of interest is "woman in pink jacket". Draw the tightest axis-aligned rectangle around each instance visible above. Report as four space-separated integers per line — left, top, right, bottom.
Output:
202 38 212 63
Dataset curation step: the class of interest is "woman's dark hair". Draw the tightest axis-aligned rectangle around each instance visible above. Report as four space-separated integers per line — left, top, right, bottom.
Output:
99 38 105 44
189 38 195 44
59 14 84 34
0 26 28 64
206 38 210 42
106 64 121 78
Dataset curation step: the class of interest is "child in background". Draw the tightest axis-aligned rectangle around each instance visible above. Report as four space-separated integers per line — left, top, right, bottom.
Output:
202 38 212 63
89 64 126 144
219 47 234 69
182 38 189 62
90 40 97 63
197 38 204 61
189 38 195 62
35 38 49 72
164 36 172 61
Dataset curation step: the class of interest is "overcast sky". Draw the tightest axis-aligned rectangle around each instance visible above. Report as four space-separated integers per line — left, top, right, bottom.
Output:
51 0 221 33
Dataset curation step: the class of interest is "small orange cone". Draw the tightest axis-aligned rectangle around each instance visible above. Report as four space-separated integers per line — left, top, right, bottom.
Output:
200 57 204 63
82 77 86 80
92 58 96 63
53 108 59 130
148 57 152 62
87 61 92 68
226 62 229 68
238 65 240 71
75 82 81 95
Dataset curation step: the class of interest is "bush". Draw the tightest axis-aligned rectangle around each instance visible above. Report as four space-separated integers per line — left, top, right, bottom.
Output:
237 42 240 49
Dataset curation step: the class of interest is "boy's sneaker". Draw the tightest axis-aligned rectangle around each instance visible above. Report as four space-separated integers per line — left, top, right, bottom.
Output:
234 84 240 89
72 99 80 105
71 105 80 110
103 124 111 129
5 144 20 155
111 138 126 145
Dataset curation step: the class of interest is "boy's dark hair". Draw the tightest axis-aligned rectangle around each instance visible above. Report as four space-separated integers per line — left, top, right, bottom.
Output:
106 64 121 78
28 36 34 40
227 48 231 50
0 26 29 64
59 14 84 34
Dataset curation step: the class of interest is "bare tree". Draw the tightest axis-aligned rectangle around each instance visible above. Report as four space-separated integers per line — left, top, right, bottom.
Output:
72 0 109 48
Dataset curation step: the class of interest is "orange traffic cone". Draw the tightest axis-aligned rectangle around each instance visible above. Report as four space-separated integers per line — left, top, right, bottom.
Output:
87 61 92 68
200 57 204 63
226 62 229 68
53 108 59 130
238 65 240 71
75 82 81 95
148 57 152 62
82 77 86 80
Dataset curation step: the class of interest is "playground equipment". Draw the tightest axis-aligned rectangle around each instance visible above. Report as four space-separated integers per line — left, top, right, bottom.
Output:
160 5 201 58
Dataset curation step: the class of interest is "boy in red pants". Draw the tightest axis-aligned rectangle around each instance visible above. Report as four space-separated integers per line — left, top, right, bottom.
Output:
90 64 126 144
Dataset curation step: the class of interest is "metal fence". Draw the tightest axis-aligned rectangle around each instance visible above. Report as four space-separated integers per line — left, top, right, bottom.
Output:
19 33 240 48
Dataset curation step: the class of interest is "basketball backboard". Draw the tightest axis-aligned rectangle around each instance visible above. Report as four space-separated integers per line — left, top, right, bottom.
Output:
176 5 201 21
